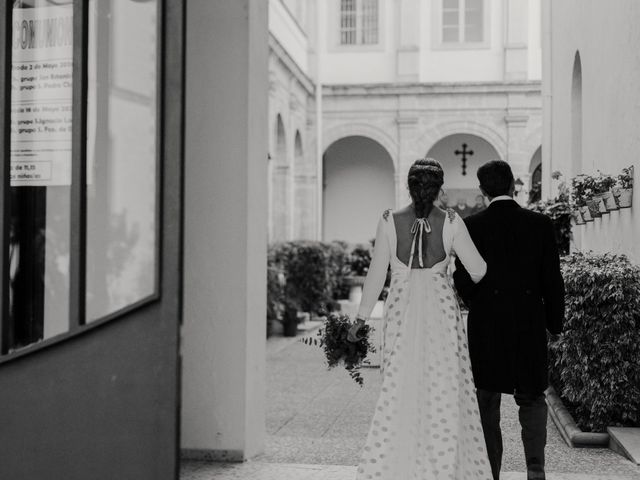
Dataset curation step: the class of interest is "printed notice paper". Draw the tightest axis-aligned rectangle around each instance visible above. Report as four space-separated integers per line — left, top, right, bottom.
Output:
11 6 73 186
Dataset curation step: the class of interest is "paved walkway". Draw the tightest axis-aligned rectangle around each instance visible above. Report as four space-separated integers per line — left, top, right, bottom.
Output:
181 327 640 479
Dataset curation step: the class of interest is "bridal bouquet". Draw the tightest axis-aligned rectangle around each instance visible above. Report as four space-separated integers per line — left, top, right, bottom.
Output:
301 312 375 386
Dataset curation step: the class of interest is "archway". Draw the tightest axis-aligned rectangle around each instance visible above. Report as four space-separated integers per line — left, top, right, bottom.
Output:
571 51 583 176
271 114 290 241
323 136 395 243
529 146 542 203
293 130 314 239
426 133 500 216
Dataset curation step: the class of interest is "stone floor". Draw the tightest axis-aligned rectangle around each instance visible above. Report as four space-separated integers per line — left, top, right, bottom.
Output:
181 327 640 480
180 461 639 480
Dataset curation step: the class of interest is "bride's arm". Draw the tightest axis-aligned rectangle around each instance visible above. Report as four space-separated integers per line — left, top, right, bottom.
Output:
356 214 391 320
452 215 486 284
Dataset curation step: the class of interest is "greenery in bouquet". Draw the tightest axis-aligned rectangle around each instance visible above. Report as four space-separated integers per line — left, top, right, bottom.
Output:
301 312 376 386
617 166 634 189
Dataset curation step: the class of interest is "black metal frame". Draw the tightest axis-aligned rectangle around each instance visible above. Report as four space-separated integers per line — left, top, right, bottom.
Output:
0 0 12 354
0 0 179 361
69 0 89 330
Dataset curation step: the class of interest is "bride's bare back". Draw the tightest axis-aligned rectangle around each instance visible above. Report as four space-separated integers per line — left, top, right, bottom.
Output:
392 205 447 269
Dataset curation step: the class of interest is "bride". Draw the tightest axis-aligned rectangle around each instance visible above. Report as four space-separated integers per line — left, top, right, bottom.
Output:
349 158 492 479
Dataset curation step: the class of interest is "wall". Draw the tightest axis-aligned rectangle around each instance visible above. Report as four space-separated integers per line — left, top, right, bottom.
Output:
544 0 640 261
318 0 398 84
181 0 268 460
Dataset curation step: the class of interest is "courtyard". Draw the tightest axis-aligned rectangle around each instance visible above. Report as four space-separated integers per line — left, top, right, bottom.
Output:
180 328 640 480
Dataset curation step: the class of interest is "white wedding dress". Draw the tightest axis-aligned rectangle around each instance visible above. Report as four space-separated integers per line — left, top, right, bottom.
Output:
355 208 493 480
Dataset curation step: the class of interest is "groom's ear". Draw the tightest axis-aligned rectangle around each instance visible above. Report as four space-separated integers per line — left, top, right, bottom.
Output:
479 185 490 200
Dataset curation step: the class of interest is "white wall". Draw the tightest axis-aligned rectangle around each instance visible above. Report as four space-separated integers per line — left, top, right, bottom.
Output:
318 0 398 84
544 0 640 261
420 0 505 82
323 136 395 243
181 0 268 460
269 0 309 73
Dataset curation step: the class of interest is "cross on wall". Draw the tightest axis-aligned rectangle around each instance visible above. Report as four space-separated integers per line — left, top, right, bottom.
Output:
454 143 474 176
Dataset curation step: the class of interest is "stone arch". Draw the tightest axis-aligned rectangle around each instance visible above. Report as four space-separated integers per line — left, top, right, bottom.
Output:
294 130 304 167
425 133 501 212
321 123 398 171
529 146 542 203
418 120 507 161
571 51 583 176
323 136 395 243
271 114 291 241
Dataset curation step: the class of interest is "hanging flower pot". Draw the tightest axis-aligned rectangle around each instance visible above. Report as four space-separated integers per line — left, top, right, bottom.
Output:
601 190 618 211
614 166 634 208
615 187 633 208
580 205 593 222
586 199 602 218
572 209 586 225
592 193 608 214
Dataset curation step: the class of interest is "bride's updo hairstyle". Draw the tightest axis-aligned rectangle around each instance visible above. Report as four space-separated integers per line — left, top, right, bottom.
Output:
407 158 444 219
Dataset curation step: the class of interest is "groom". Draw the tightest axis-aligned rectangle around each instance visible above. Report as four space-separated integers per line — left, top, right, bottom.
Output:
453 160 565 480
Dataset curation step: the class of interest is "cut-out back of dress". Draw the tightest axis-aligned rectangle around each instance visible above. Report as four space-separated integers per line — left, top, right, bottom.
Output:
392 208 447 269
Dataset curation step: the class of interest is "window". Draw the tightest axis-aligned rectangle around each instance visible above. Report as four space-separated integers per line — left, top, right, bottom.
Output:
442 0 484 44
2 0 160 354
340 0 379 46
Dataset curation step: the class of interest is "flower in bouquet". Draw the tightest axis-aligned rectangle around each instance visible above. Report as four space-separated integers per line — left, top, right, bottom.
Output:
301 312 376 386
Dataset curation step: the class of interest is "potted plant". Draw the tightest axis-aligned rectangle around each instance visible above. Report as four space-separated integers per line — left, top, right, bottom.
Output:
592 172 617 212
571 175 593 222
613 165 634 208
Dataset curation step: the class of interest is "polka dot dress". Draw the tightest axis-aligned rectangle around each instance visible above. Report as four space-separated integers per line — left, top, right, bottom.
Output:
356 215 492 480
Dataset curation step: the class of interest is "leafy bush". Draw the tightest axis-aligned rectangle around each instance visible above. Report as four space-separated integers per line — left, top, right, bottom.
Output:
529 174 572 256
550 252 640 432
350 244 372 276
269 241 344 315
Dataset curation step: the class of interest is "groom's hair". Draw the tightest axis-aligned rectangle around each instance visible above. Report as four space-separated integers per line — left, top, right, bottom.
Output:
477 160 514 198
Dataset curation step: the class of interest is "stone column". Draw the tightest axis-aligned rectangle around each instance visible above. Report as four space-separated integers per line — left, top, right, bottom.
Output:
182 0 268 461
396 112 420 206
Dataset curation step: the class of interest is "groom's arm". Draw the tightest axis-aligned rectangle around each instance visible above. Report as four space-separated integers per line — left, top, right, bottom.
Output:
452 218 481 305
453 257 479 306
541 216 565 335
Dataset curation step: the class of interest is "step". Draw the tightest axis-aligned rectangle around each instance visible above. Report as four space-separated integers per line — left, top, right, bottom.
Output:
608 427 640 465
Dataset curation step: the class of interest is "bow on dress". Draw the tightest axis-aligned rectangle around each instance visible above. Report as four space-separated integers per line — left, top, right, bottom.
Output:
410 217 432 268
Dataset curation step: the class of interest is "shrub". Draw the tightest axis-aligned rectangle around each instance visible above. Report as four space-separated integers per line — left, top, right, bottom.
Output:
550 252 640 432
269 241 343 315
350 244 372 277
529 174 572 256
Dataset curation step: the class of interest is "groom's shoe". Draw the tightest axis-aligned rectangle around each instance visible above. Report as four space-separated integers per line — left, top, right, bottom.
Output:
527 463 545 480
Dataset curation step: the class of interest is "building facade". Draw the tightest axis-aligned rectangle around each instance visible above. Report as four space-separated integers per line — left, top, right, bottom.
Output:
542 0 639 261
269 0 544 244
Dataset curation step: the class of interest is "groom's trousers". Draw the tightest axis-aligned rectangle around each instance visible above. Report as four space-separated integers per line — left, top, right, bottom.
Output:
476 389 548 480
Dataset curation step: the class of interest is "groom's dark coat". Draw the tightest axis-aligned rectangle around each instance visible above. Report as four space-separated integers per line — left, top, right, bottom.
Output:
453 199 565 395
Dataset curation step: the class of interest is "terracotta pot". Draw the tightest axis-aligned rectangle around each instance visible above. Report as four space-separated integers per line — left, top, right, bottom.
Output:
601 190 618 211
586 199 602 218
592 194 608 214
616 188 633 208
572 210 585 225
580 206 593 222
